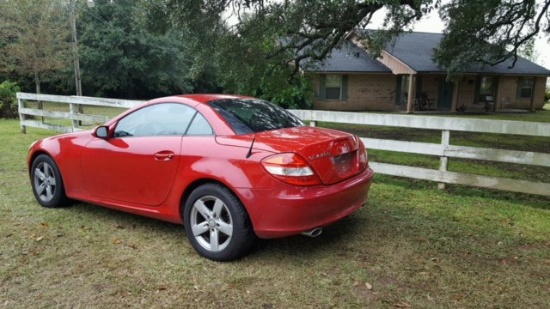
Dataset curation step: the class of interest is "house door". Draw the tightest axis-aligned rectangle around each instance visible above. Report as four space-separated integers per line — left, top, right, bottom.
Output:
438 80 454 109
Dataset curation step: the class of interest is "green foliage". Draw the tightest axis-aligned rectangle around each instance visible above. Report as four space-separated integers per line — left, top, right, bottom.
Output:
436 0 549 76
0 0 71 94
138 0 233 95
545 88 550 104
0 80 20 118
180 4 319 107
261 75 313 109
78 0 194 98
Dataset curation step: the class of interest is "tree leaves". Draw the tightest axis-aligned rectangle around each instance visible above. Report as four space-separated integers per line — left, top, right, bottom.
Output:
78 0 194 98
0 0 71 93
436 0 550 76
2 0 548 99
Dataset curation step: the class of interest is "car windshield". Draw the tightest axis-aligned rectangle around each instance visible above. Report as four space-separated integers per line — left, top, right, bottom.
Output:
209 98 304 134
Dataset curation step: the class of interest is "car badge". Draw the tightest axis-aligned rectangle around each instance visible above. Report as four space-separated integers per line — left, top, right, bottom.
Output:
309 152 331 160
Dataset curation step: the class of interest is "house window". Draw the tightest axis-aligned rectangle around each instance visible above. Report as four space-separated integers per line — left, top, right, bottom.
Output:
325 75 342 100
517 78 534 99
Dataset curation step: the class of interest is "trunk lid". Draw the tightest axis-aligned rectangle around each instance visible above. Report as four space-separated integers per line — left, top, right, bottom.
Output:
253 126 365 185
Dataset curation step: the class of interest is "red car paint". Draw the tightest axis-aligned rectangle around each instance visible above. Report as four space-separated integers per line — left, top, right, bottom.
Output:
28 94 374 239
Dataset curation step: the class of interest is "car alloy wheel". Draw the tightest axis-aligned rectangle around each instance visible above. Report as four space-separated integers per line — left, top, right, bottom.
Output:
31 154 69 208
189 195 234 252
184 183 256 261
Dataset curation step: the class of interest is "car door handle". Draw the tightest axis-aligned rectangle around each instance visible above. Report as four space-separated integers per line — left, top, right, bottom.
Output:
154 151 175 161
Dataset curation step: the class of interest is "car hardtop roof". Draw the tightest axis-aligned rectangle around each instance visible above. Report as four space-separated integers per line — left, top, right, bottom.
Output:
174 94 255 104
144 94 259 110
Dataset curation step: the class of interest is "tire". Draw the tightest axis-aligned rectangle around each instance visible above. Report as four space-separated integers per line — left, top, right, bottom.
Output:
30 154 70 208
183 183 256 261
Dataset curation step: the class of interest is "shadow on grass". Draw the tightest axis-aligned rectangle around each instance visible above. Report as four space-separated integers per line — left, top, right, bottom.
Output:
246 214 366 263
65 202 184 234
63 200 366 262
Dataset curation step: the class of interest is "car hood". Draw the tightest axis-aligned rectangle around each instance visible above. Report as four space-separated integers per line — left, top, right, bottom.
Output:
217 126 365 185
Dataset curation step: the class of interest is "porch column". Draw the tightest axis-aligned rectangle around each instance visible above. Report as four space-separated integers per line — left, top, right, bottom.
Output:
451 81 459 112
529 79 536 112
406 74 416 113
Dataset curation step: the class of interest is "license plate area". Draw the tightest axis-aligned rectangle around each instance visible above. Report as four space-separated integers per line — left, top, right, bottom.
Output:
332 151 355 175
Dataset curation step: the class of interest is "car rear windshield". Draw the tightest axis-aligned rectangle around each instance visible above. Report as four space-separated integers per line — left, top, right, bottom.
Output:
209 99 304 134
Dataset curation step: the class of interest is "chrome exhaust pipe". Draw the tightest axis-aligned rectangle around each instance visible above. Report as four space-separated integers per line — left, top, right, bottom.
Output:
301 227 323 238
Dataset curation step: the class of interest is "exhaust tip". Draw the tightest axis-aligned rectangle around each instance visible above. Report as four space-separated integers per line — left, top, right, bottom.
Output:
301 227 323 238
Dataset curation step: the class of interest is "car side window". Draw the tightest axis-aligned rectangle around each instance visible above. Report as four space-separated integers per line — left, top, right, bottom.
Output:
187 113 213 135
114 103 208 137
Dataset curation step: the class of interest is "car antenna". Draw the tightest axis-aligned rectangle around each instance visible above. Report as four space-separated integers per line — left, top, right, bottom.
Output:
246 134 256 159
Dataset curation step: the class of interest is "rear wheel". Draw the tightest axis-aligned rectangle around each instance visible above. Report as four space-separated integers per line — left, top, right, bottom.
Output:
31 154 69 208
183 183 256 261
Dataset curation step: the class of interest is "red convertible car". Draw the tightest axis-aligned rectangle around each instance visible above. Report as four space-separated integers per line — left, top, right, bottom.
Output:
28 94 374 261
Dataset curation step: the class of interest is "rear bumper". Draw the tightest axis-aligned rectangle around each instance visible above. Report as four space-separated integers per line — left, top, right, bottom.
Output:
237 167 374 238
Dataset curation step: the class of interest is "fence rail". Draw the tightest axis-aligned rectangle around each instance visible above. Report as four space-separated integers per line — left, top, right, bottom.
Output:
17 92 550 196
17 92 143 133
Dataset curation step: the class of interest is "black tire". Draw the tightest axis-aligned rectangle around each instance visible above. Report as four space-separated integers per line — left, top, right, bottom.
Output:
183 183 256 261
30 154 70 208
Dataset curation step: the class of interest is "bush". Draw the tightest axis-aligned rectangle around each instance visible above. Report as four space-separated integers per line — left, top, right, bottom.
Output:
0 80 20 118
269 76 314 110
544 88 550 104
255 73 314 110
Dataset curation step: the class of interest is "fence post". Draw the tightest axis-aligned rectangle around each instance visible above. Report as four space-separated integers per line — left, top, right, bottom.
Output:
70 102 79 131
438 130 450 190
18 96 26 134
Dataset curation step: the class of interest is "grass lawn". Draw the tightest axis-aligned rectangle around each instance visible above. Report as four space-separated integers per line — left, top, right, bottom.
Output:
1 116 549 308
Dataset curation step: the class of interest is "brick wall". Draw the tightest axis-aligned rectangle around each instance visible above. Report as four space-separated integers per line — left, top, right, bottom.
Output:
496 76 547 110
497 77 518 109
311 73 399 111
456 76 477 110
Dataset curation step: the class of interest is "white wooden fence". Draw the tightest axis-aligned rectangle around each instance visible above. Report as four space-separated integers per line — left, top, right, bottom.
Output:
17 92 143 133
17 92 550 196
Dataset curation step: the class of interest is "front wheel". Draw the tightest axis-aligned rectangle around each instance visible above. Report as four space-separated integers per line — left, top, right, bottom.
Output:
183 184 256 261
30 154 70 208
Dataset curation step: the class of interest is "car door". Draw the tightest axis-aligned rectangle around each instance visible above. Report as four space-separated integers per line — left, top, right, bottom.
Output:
81 103 198 206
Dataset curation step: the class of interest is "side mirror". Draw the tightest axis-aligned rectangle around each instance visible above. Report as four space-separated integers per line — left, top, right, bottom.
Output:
93 126 109 139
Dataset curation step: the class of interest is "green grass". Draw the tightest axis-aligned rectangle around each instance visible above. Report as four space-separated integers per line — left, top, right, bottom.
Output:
1 119 549 308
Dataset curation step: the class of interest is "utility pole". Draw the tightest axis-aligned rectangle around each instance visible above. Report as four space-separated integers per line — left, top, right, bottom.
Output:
70 0 83 127
70 0 82 97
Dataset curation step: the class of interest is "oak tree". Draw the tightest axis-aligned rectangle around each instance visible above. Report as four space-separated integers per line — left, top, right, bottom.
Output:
161 0 549 82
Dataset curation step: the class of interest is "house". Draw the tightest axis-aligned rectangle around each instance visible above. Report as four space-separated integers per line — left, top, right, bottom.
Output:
305 31 550 112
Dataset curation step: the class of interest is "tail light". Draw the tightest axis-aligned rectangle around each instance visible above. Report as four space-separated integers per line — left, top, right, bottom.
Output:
261 153 321 186
357 137 369 170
